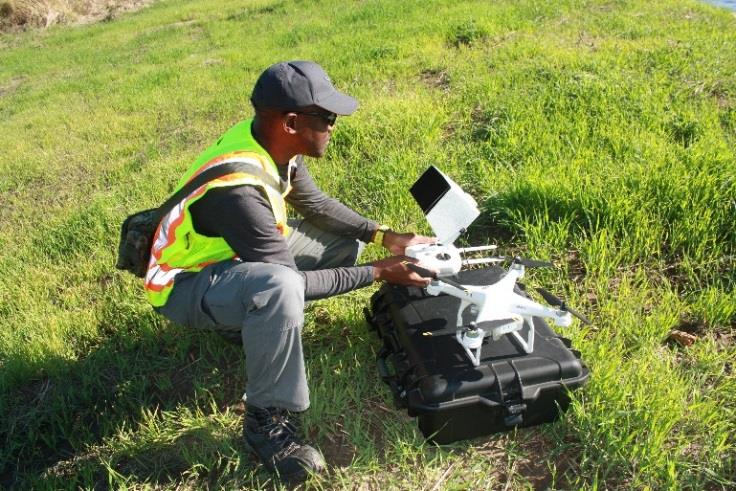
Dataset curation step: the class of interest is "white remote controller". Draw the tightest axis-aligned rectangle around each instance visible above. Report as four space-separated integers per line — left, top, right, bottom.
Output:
405 243 462 277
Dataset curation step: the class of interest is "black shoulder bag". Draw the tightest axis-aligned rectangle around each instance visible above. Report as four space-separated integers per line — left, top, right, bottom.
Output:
115 161 263 277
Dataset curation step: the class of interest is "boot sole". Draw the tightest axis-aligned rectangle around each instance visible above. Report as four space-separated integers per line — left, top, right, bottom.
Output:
243 435 312 483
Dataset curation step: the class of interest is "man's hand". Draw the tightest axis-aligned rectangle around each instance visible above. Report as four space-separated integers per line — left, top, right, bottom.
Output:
371 256 435 287
382 231 436 256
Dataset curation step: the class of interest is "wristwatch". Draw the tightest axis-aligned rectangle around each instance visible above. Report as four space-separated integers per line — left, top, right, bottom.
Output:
372 225 390 247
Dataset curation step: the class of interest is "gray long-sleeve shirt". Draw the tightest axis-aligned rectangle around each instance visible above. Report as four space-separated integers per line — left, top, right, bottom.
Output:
189 155 379 300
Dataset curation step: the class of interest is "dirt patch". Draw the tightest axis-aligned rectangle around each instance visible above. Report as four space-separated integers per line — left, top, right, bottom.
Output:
575 30 598 50
674 313 707 336
441 118 459 141
714 329 734 350
41 448 106 486
316 421 357 469
358 397 400 451
566 248 587 283
514 432 578 490
0 0 153 32
0 76 24 97
312 397 399 471
420 68 451 92
666 312 735 352
676 312 734 342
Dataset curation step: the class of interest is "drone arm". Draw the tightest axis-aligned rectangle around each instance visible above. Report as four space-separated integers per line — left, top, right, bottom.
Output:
504 292 572 327
426 279 477 304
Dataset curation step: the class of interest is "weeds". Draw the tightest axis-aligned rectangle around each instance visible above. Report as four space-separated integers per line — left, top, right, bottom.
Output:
1 0 735 489
0 0 151 31
448 20 488 48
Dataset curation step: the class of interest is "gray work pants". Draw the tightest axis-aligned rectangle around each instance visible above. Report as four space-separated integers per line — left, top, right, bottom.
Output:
156 219 363 412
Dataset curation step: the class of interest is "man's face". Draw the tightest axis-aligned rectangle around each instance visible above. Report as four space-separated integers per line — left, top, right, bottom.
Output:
290 108 337 158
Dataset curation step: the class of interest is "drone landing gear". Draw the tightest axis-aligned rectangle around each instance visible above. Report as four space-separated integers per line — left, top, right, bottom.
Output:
457 326 485 367
507 316 535 355
457 316 536 366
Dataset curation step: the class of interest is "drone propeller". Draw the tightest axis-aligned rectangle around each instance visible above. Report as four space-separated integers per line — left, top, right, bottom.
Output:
475 256 553 268
406 263 467 291
462 257 506 266
535 287 591 325
513 256 554 268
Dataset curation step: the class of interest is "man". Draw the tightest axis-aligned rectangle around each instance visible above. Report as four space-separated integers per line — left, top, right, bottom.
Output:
145 61 434 482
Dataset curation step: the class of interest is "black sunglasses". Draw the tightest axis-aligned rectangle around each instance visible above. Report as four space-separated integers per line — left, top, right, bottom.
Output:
293 111 338 126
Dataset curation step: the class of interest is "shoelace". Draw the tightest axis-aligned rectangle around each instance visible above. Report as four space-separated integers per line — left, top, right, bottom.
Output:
262 412 302 458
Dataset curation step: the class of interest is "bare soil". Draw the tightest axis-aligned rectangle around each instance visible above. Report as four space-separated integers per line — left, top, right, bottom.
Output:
0 0 153 31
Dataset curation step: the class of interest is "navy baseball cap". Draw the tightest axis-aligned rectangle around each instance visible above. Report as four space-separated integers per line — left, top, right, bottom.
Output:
251 61 359 115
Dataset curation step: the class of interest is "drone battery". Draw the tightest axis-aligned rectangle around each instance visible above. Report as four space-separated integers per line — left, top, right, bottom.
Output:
365 267 589 444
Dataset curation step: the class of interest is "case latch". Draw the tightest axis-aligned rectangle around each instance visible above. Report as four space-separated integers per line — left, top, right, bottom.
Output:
503 402 527 427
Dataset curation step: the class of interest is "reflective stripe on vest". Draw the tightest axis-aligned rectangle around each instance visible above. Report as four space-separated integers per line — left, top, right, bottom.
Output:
145 149 292 307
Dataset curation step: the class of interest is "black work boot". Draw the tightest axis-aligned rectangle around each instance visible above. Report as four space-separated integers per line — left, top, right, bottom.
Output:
243 405 325 483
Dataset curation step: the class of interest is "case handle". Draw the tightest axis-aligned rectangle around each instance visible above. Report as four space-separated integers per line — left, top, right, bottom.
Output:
377 347 407 408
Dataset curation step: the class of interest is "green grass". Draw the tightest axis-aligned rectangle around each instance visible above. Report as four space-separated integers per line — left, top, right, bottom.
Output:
1 0 735 488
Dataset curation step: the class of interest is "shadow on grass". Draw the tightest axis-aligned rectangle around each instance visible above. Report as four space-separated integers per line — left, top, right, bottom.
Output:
0 298 250 489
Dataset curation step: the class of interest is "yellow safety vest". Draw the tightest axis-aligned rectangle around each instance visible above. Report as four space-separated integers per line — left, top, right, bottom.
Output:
145 119 292 307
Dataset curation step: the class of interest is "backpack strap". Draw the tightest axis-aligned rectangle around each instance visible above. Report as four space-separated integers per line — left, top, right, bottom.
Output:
154 160 271 221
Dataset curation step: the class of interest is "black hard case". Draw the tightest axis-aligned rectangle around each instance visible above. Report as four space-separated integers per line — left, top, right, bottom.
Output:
366 267 589 444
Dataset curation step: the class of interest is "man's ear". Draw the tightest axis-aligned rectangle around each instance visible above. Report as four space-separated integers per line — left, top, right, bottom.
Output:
283 113 298 135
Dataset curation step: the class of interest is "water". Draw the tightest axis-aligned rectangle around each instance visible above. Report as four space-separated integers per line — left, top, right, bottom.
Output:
704 0 736 10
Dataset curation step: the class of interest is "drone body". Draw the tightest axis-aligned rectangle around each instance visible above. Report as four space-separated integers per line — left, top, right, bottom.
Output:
405 165 588 366
403 240 586 367
423 261 574 366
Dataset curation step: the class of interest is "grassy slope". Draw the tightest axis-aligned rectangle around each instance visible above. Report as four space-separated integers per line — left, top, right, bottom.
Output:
1 0 734 488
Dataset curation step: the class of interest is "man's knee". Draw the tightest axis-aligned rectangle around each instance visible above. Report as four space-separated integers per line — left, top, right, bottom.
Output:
250 264 305 323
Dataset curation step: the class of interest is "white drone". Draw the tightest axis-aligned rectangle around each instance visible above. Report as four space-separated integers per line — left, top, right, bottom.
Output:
406 166 590 366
